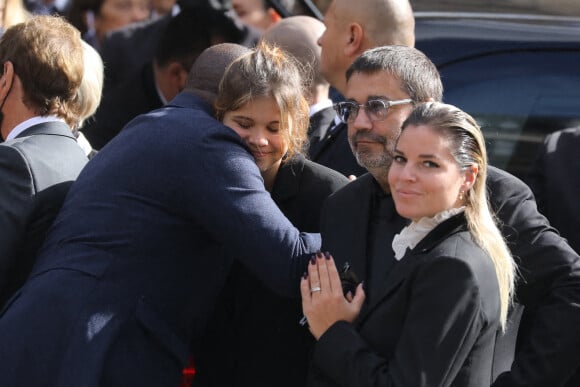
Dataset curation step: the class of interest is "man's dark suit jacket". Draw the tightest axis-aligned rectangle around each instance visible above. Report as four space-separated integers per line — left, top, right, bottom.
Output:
320 167 580 386
309 214 501 386
195 154 349 387
82 63 162 150
528 127 580 254
0 121 88 307
308 106 336 143
308 120 367 178
0 93 320 386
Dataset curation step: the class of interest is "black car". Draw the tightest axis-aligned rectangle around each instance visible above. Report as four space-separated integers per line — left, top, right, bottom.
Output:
415 12 580 181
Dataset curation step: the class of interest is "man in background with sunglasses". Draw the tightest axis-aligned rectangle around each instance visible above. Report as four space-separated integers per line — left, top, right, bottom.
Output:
318 43 580 387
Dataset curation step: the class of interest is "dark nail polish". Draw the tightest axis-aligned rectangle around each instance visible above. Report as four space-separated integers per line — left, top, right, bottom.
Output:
316 251 324 259
303 272 308 279
324 251 331 259
310 255 316 265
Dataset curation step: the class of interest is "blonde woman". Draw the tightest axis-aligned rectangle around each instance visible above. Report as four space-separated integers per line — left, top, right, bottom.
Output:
302 102 516 387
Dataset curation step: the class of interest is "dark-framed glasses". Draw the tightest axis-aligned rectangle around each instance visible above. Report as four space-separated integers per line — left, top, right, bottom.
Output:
333 98 413 124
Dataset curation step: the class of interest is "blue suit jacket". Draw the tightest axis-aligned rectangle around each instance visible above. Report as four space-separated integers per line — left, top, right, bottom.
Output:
0 93 320 386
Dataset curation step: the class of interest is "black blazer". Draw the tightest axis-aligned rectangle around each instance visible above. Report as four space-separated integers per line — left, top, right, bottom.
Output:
320 167 580 386
309 214 501 387
527 127 580 254
308 120 367 178
0 122 88 307
194 155 349 387
308 106 336 143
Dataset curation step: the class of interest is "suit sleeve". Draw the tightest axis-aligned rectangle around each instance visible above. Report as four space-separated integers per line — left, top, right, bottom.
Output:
311 257 488 387
0 146 33 289
181 124 321 297
488 167 580 386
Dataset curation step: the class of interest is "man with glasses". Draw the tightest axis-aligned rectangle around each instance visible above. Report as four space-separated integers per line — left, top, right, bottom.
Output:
308 0 414 178
317 45 580 386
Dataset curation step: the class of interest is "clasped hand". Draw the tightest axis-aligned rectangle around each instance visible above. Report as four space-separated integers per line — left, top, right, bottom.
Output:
300 252 365 340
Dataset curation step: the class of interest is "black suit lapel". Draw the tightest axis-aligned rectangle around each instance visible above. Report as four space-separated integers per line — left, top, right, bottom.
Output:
309 121 346 160
339 174 375 287
308 107 335 139
357 252 422 326
357 214 468 324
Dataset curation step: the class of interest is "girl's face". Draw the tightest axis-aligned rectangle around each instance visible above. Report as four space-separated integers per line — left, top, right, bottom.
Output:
388 124 475 222
222 96 290 187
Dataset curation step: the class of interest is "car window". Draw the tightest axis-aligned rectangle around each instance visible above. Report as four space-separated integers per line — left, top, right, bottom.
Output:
437 49 580 181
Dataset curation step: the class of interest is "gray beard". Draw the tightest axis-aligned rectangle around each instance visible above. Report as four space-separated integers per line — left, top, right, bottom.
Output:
354 148 392 170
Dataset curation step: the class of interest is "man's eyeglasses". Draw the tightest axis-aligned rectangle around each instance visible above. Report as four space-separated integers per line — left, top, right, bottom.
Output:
333 98 413 124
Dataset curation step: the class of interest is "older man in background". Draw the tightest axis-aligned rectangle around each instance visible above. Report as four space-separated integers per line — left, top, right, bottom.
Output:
0 15 88 308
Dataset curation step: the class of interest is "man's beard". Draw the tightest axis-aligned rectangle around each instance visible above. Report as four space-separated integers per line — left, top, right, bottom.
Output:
349 132 393 170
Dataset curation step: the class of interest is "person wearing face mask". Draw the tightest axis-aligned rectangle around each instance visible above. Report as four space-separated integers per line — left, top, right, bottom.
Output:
0 15 88 308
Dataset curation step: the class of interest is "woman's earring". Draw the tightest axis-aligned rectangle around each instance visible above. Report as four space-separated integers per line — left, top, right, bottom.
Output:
458 190 464 201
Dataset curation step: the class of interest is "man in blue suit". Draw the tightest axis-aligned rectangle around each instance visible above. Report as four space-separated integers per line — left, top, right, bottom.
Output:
0 43 320 386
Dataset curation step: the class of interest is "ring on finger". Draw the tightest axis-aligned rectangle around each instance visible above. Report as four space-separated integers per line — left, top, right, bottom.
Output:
310 286 321 293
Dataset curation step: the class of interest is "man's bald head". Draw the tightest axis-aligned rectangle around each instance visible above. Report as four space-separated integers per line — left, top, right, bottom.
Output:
262 16 327 92
185 43 250 105
319 0 414 94
333 0 414 48
350 0 414 48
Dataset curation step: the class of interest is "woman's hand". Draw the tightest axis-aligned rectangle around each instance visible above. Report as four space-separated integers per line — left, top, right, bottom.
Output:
301 252 365 340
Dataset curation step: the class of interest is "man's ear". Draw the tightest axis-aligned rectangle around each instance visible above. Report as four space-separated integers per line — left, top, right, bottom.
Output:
167 62 188 91
344 22 364 57
0 61 14 100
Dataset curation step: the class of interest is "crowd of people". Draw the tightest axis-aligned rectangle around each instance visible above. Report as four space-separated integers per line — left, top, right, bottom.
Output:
0 1 579 386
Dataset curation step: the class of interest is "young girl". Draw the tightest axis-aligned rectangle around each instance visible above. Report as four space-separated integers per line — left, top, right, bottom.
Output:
199 42 349 386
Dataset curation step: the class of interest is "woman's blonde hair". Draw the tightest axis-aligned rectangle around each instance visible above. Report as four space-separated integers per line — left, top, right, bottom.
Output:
75 41 104 129
215 41 310 160
402 102 516 330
